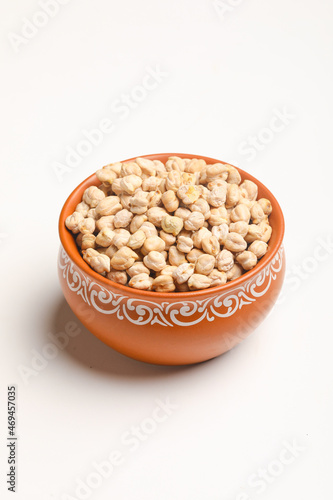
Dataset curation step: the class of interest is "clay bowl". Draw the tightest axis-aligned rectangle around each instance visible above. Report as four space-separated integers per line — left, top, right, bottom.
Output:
58 153 285 365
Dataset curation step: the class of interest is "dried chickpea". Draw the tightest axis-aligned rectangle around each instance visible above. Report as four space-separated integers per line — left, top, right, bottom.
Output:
78 217 96 235
96 215 115 232
152 275 176 293
160 265 178 276
168 246 187 266
248 240 268 259
147 207 168 227
211 223 229 245
226 263 243 281
184 158 206 173
159 230 176 250
250 202 266 224
165 156 185 172
127 262 150 277
112 229 131 248
205 163 229 182
142 177 161 191
161 190 179 212
161 215 184 236
83 248 110 274
258 221 273 243
114 209 133 228
95 228 115 247
129 214 147 233
81 233 96 250
188 274 212 290
177 184 201 204
184 211 205 231
174 207 191 221
111 246 138 270
226 184 240 208
224 232 247 252
127 230 146 250
225 165 242 185
87 208 97 219
95 196 122 217
129 191 149 215
202 235 220 256
65 212 84 234
76 233 83 248
207 184 227 208
189 198 211 219
142 236 165 255
166 170 182 192
140 222 158 238
120 161 142 177
146 190 162 208
136 158 156 176
236 251 258 271
192 227 211 249
177 236 194 253
230 204 251 223
106 270 128 285
208 269 227 287
105 244 118 259
129 273 154 290
119 194 132 211
120 175 142 195
240 180 258 201
187 248 205 263
258 198 272 216
245 224 263 243
216 249 234 272
143 251 166 271
82 186 105 207
75 201 90 217
195 254 215 275
96 166 118 186
173 263 195 284
229 221 248 238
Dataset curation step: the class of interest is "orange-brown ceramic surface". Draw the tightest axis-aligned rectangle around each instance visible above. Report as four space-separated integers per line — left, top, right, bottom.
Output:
58 153 285 365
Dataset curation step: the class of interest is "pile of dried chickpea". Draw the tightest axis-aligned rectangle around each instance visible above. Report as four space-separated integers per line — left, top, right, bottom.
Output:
65 157 273 292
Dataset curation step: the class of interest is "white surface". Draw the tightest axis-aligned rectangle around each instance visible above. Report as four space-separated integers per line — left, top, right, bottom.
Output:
1 1 332 499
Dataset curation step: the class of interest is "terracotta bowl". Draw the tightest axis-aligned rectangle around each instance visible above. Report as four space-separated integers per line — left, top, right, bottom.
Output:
58 153 285 365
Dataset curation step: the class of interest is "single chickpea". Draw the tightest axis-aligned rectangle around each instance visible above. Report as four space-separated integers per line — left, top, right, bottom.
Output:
161 190 179 212
78 217 96 234
229 221 248 238
111 246 138 270
112 229 131 248
105 244 118 259
159 230 176 250
195 254 215 275
135 158 157 176
143 251 166 271
119 194 132 211
129 190 149 215
140 222 158 238
142 177 161 191
258 198 273 216
127 262 150 277
176 282 190 292
161 215 184 236
75 201 90 217
160 265 178 276
95 196 122 217
106 270 128 285
81 233 96 250
165 170 182 191
142 236 166 255
226 184 241 208
207 184 227 208
216 249 234 272
184 211 205 231
120 162 142 177
208 269 227 287
114 209 133 228
205 163 229 182
208 207 229 226
127 230 146 250
184 158 206 173
120 175 142 195
188 274 212 290
96 166 118 186
202 235 220 256
225 165 242 185
96 215 115 232
173 263 195 284
236 251 258 271
168 246 187 266
226 263 243 281
83 248 110 274
152 275 176 292
95 228 115 247
177 236 194 253
129 214 148 233
129 273 154 290
147 207 168 227
87 208 97 219
189 198 211 220
245 224 263 243
248 240 268 259
250 202 266 224
174 207 191 221
65 211 84 234
187 248 205 263
211 223 229 245
224 232 247 252
230 204 251 223
165 156 185 172
146 190 162 208
177 184 201 204
181 172 199 185
258 221 273 243
76 233 83 248
82 186 105 207
240 180 258 201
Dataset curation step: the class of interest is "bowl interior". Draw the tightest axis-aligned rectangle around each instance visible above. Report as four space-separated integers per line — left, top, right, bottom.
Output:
59 153 285 298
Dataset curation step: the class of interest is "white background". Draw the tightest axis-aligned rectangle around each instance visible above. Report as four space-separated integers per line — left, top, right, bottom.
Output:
1 1 332 499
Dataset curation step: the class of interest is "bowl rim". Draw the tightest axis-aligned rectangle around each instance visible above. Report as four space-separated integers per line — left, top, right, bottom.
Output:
59 153 285 299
